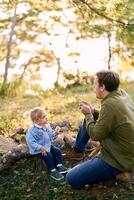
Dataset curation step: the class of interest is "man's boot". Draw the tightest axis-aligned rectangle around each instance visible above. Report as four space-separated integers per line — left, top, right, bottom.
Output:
62 148 85 160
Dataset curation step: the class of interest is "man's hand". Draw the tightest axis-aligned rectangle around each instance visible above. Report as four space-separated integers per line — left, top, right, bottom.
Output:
80 101 95 115
40 146 48 156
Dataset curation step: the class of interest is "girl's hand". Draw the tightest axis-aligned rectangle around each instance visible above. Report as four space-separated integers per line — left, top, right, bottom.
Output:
40 146 48 155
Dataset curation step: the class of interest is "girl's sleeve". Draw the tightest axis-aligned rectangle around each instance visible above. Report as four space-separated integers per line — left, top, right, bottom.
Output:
26 131 42 151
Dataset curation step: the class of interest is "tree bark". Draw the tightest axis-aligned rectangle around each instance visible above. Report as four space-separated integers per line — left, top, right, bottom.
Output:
54 57 61 87
2 4 17 90
107 32 112 70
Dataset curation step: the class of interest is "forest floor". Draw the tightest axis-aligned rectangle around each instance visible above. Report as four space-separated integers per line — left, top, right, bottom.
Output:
0 83 134 200
0 156 134 200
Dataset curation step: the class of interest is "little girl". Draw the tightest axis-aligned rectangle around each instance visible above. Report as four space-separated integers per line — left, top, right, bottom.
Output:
26 107 69 180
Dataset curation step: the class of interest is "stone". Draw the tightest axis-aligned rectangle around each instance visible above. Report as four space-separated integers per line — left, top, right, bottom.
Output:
0 135 18 154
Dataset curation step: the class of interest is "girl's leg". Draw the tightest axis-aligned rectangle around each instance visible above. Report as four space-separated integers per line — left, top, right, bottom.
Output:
34 153 56 171
50 145 63 166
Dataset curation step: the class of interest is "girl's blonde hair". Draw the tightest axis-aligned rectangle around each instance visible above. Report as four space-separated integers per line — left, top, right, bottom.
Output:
30 107 44 122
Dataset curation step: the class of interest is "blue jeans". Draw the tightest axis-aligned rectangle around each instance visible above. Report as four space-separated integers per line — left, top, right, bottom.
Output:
74 119 89 152
34 145 63 171
66 157 120 188
66 120 121 188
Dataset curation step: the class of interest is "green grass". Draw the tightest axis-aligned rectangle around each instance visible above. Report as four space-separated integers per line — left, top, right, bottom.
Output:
0 158 134 200
0 82 134 199
0 84 97 135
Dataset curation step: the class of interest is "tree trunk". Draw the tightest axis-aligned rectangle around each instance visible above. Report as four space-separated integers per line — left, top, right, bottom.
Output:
54 57 61 87
107 32 112 70
1 4 17 94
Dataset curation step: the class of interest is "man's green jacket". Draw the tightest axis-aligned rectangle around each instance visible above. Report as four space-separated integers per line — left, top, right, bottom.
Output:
85 89 134 172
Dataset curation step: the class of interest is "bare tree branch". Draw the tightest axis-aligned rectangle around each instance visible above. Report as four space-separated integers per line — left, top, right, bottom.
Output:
74 0 132 27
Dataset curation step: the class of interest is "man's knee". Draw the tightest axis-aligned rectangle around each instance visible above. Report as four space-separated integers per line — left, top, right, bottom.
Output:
66 170 82 188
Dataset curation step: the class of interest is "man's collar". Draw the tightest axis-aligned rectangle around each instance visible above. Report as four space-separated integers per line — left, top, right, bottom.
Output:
101 89 120 102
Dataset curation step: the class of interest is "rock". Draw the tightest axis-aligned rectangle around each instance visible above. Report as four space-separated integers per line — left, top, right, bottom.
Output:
60 126 69 132
0 144 29 172
51 120 71 129
64 133 76 148
0 135 18 154
16 127 26 134
53 134 65 149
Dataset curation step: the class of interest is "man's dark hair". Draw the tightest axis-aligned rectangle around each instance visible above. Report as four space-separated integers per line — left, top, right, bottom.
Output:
96 70 120 92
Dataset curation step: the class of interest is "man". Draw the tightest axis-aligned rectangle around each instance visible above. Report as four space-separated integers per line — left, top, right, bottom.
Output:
66 70 134 188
